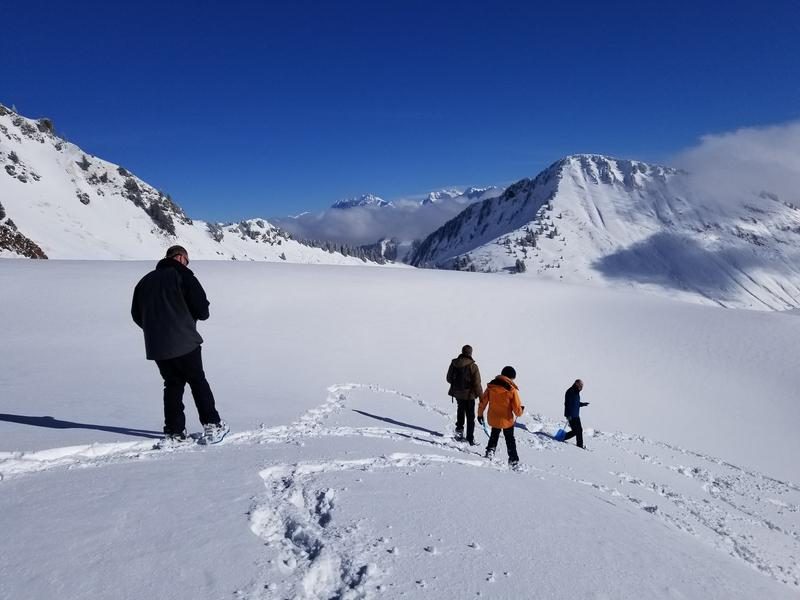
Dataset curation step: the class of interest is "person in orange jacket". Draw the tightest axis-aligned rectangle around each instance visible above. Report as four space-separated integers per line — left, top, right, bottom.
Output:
477 366 524 467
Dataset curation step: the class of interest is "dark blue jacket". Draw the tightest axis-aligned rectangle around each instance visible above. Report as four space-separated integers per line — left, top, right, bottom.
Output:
564 385 586 419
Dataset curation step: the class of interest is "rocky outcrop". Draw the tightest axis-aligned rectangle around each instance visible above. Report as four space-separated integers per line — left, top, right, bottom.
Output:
0 220 47 258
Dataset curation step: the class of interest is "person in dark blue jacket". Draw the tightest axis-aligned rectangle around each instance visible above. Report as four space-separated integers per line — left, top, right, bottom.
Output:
563 379 588 448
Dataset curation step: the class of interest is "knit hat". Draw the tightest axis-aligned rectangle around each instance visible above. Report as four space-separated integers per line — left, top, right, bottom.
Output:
461 344 473 357
501 365 516 379
166 245 188 259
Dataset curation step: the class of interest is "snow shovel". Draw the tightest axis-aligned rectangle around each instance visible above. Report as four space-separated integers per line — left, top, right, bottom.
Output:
554 420 569 442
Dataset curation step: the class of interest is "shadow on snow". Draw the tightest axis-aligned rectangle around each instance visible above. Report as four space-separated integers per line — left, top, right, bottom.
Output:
0 414 162 439
351 409 444 438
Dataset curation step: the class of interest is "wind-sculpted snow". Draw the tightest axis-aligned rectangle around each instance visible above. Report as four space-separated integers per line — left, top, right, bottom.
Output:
3 383 798 597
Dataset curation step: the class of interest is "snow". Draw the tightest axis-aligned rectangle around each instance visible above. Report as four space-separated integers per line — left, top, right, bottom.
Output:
1 260 798 599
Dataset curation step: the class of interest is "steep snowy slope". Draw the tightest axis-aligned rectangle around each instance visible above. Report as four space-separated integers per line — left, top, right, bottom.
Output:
0 105 377 264
411 155 800 309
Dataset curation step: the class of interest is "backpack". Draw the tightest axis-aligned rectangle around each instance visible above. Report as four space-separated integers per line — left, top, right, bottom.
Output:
449 361 472 392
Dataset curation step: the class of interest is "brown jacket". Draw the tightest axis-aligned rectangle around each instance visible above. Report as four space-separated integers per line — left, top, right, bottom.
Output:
446 355 483 400
477 375 523 429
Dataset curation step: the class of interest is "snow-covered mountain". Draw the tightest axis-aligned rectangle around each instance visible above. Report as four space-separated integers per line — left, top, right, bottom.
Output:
410 154 800 310
331 194 392 209
0 105 380 265
421 186 500 206
421 189 461 205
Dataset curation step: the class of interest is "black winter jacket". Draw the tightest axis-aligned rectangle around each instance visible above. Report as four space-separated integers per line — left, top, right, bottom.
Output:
131 258 210 360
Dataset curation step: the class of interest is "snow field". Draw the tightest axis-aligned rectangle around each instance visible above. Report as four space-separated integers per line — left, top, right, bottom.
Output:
1 260 798 598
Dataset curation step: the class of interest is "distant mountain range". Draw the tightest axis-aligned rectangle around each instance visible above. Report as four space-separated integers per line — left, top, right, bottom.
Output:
3 103 799 310
331 194 393 209
276 186 502 256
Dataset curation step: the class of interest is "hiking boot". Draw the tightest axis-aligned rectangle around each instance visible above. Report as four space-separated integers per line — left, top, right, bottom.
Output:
509 460 520 470
466 439 478 446
200 421 229 445
484 448 495 460
454 427 464 441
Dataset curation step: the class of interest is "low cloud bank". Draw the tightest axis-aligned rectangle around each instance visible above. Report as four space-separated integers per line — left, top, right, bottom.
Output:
275 194 494 247
671 121 800 207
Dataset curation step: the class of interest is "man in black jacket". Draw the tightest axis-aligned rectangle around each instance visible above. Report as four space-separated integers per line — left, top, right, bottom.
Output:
132 245 228 445
446 344 483 444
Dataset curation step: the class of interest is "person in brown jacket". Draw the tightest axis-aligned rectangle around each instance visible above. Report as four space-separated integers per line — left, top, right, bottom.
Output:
477 366 524 467
446 344 483 444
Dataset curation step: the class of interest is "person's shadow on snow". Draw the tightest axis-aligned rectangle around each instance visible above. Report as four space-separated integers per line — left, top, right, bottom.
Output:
0 414 162 439
515 421 557 439
351 409 444 437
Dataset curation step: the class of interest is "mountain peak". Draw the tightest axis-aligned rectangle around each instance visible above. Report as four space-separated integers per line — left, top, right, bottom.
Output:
331 194 392 209
421 189 461 205
558 154 679 187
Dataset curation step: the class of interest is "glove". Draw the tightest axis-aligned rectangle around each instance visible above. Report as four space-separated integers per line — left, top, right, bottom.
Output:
521 405 526 411
580 402 589 407
477 416 485 425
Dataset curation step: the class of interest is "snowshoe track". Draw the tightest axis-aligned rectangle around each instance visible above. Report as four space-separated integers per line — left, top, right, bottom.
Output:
2 383 798 592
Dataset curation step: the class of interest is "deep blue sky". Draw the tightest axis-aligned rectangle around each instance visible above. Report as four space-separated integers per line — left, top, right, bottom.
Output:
4 0 799 220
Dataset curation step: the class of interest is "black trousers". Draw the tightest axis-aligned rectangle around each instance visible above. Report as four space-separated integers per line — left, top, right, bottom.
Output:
487 426 519 462
563 417 583 447
455 398 475 441
155 346 220 434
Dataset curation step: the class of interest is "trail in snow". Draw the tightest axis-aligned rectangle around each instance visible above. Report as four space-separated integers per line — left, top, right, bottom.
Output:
2 383 799 594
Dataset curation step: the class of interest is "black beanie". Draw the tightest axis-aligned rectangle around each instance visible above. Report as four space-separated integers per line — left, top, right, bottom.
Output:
501 366 516 379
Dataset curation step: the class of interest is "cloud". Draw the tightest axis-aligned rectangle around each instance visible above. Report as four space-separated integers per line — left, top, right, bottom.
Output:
671 120 800 207
274 195 490 247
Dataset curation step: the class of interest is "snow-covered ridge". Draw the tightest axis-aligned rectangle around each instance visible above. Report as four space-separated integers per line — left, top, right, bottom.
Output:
0 105 382 264
331 193 393 209
411 154 800 310
421 186 500 206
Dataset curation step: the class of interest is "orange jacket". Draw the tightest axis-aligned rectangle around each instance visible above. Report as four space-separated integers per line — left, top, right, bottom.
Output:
477 375 523 429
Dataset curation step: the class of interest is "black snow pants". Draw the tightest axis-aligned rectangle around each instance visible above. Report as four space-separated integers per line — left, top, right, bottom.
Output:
455 398 476 442
487 426 519 463
155 346 220 434
563 417 583 448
